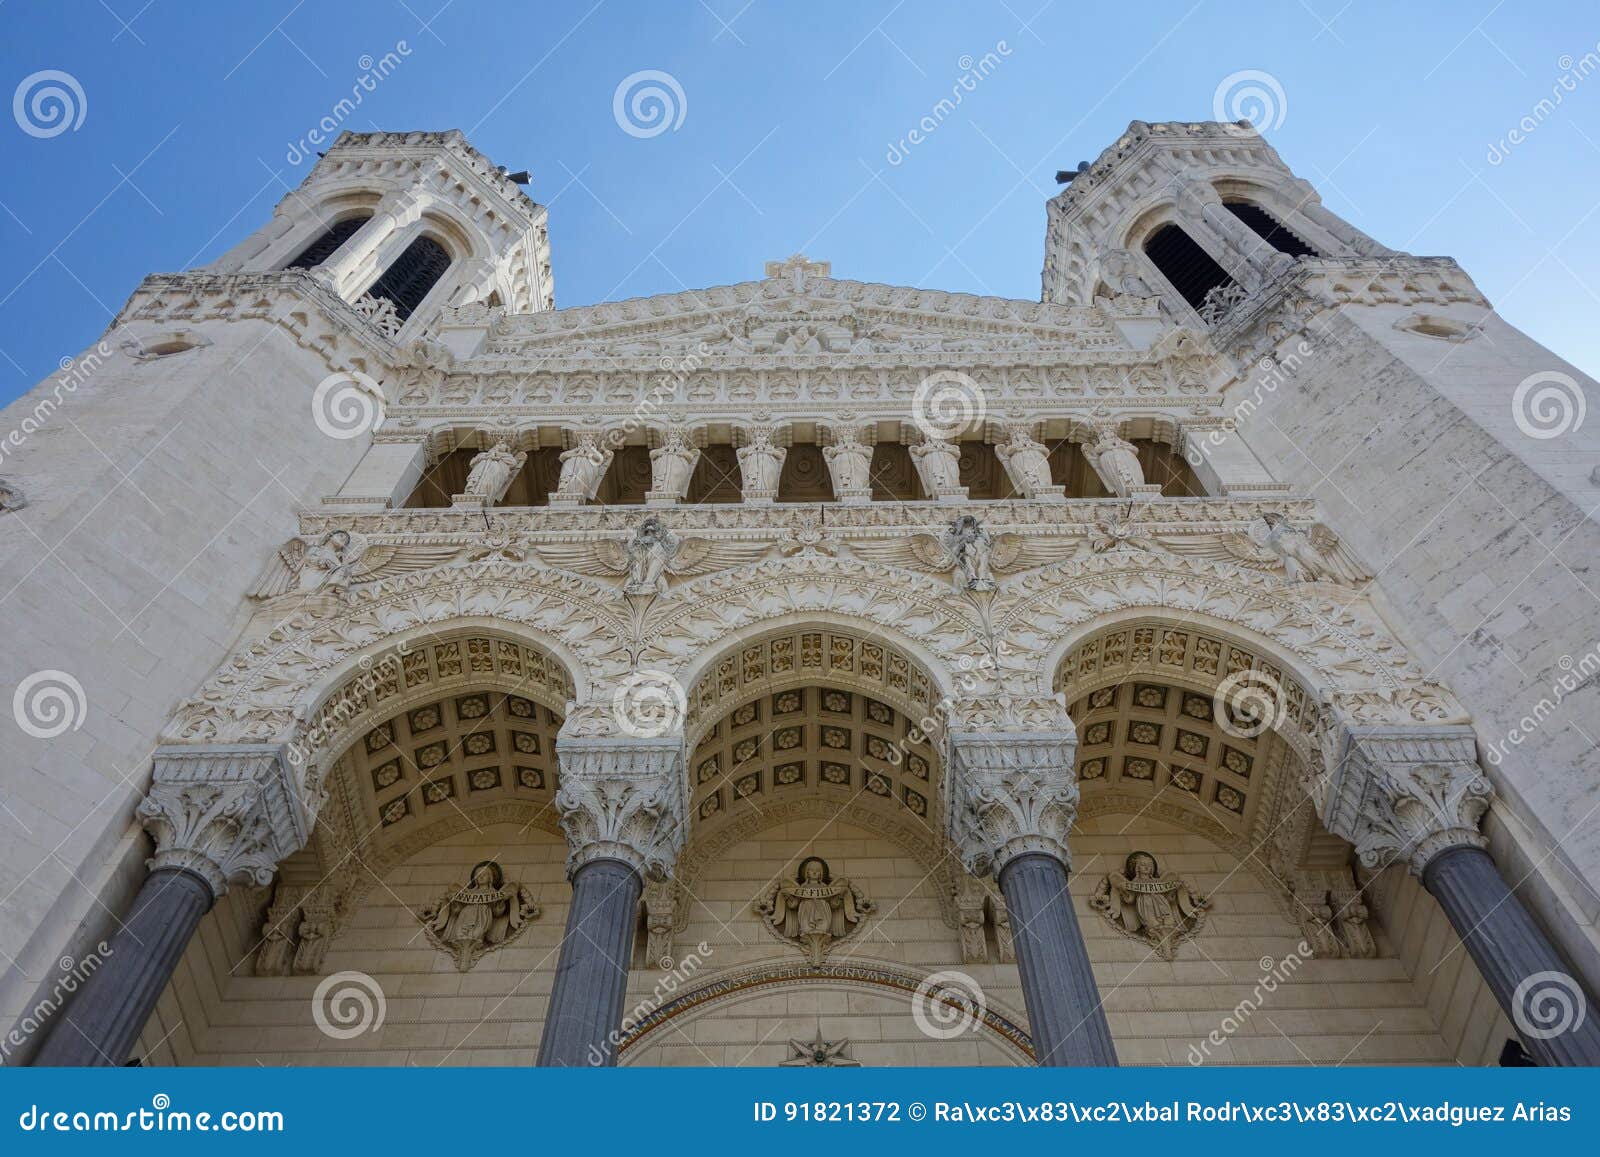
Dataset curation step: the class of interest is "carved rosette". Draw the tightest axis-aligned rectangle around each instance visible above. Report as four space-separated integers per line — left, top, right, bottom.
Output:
138 745 310 899
1318 726 1493 876
553 736 686 880
947 730 1080 876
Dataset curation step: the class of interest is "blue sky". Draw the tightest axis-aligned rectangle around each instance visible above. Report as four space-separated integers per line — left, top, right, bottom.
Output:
2 1 1599 404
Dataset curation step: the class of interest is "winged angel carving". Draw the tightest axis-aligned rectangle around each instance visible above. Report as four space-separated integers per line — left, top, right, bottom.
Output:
535 515 770 595
847 515 1075 590
248 529 463 600
1161 513 1369 584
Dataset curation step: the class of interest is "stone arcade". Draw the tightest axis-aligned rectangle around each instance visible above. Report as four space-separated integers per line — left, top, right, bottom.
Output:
3 122 1600 1067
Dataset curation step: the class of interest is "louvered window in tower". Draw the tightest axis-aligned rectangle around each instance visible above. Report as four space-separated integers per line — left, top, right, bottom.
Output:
1142 224 1237 311
1224 202 1319 257
366 236 452 320
285 216 370 269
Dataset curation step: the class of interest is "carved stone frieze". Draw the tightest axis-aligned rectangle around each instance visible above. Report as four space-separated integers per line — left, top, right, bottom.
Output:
139 745 310 899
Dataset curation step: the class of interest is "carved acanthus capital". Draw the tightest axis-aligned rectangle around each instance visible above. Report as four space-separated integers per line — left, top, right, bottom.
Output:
947 730 1079 877
553 736 686 880
1318 725 1493 875
139 745 310 900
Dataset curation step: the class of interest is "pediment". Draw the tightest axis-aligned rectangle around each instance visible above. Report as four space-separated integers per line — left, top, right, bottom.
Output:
476 269 1132 361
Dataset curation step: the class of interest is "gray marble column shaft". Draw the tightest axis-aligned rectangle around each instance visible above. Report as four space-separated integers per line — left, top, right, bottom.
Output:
998 852 1119 1066
34 868 213 1066
536 857 643 1066
1422 846 1600 1066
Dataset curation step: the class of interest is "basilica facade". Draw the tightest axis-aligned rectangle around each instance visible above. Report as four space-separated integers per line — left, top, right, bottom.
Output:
3 120 1598 1067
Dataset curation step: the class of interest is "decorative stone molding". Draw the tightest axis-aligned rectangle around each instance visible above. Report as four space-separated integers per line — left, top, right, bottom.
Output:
139 745 310 899
1318 725 1493 875
553 736 687 879
947 730 1079 875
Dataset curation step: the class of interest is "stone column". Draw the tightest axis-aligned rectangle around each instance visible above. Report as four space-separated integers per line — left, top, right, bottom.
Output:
948 728 1118 1066
1320 726 1600 1066
538 735 685 1067
34 745 307 1066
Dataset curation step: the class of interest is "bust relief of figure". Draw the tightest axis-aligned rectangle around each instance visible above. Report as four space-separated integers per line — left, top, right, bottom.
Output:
1090 851 1209 960
419 860 541 971
755 857 875 964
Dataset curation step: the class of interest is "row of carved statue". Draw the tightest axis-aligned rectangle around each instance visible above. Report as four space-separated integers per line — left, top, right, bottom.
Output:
259 852 1232 975
447 422 1157 508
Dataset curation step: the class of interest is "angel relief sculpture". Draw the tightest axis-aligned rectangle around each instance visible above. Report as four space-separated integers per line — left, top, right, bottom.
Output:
1090 851 1209 961
248 529 462 601
755 857 875 965
847 514 1074 590
419 860 541 972
1161 512 1369 584
534 515 769 596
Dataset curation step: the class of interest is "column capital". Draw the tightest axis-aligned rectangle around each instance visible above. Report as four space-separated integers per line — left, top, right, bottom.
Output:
1318 725 1493 876
553 736 686 881
139 744 310 899
947 730 1079 877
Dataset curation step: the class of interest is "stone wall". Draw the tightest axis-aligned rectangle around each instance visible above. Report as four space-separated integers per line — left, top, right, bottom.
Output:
134 814 1493 1066
0 317 372 1052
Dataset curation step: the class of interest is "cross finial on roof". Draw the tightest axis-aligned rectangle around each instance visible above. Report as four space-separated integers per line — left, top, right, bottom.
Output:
764 253 831 292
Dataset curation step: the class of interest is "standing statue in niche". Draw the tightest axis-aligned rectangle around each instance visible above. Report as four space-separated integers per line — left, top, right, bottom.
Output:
555 433 613 502
994 427 1055 498
755 857 875 965
1090 851 1209 960
461 439 526 504
419 860 541 972
822 433 872 496
648 428 700 500
736 428 787 498
1083 425 1146 497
